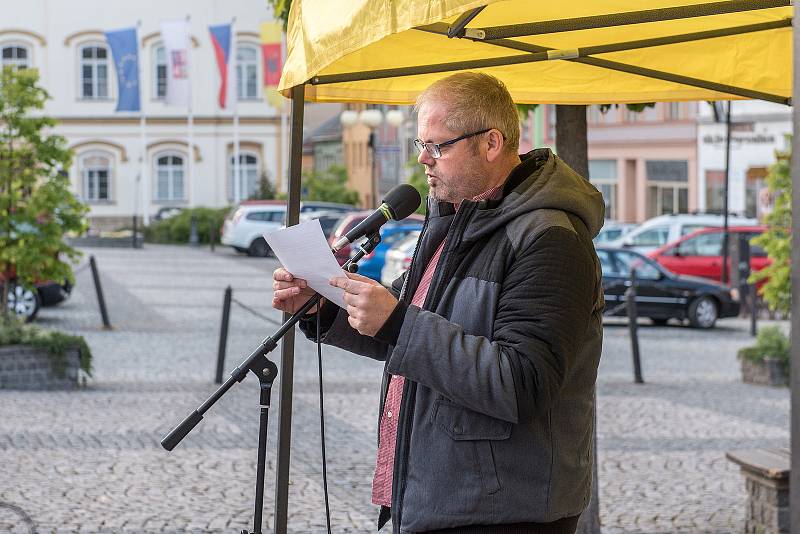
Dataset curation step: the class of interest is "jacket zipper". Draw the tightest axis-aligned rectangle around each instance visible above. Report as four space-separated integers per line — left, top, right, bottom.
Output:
391 201 476 531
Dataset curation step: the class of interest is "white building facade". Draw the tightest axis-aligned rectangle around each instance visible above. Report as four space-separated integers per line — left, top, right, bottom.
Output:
3 0 285 231
697 100 792 220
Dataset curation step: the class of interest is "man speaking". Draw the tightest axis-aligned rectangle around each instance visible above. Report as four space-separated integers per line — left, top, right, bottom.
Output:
272 72 605 534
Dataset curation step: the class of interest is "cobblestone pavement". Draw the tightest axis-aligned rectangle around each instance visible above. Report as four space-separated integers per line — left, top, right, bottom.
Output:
0 244 789 533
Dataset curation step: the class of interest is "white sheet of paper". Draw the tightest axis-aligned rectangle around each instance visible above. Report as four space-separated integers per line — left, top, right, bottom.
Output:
264 219 347 309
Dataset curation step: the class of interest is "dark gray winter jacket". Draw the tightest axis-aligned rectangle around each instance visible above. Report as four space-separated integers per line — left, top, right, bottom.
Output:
301 148 605 533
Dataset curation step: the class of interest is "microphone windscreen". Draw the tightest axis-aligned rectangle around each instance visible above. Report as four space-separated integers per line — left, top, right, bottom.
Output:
383 184 421 220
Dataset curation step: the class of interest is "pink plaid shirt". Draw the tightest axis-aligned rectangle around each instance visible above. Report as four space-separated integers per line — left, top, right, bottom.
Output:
371 184 504 507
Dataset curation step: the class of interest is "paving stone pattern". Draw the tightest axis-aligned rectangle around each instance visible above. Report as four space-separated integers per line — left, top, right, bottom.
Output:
0 245 789 533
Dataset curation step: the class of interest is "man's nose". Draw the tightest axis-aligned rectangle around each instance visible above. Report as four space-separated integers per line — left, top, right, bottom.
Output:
417 148 434 165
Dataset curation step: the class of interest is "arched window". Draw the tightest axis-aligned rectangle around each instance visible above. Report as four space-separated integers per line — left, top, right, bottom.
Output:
1 44 30 69
80 44 109 99
155 152 185 201
153 45 167 99
80 152 112 202
228 153 260 201
236 44 259 100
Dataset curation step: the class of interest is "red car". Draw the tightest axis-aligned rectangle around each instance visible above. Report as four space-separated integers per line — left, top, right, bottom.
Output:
648 226 770 285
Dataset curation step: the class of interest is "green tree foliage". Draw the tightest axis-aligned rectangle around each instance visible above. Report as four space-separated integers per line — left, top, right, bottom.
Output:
405 155 429 215
750 141 791 313
0 67 88 321
267 0 292 29
249 170 277 200
299 165 360 205
145 207 230 244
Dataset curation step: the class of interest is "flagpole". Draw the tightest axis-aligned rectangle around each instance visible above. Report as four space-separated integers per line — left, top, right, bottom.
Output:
138 20 149 226
232 16 241 204
186 14 194 208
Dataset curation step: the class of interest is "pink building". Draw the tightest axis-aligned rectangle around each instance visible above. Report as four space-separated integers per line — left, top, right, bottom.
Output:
534 103 699 224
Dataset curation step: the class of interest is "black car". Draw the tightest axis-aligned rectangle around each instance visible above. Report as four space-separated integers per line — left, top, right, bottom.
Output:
597 247 740 329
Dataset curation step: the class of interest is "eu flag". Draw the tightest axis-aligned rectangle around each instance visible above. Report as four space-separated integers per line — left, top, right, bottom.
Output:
105 28 140 112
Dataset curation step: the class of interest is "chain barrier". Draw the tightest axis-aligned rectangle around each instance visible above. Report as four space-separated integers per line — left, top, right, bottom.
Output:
72 262 91 275
231 296 283 326
604 300 630 317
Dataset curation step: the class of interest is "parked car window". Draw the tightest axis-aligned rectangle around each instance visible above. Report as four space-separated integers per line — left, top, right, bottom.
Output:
681 224 709 236
596 249 619 276
631 226 669 247
679 232 722 256
615 251 662 280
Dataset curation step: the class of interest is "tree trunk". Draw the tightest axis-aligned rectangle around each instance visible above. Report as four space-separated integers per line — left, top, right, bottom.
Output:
555 104 601 534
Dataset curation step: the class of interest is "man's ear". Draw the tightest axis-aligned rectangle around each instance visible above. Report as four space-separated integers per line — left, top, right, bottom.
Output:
485 129 505 162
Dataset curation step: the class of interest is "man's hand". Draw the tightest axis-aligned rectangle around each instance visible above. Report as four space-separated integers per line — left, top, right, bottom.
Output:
330 272 398 337
272 267 319 314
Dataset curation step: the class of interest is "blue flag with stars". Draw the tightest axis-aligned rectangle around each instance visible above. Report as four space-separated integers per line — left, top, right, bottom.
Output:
105 27 140 112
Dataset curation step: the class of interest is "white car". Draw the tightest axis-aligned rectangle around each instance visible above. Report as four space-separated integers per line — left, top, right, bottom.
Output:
606 213 758 254
380 230 420 287
593 220 637 245
221 200 357 257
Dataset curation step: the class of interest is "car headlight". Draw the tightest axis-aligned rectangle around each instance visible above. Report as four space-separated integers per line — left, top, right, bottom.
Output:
729 287 740 302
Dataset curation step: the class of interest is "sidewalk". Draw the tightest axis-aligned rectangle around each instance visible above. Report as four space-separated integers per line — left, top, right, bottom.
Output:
0 244 789 533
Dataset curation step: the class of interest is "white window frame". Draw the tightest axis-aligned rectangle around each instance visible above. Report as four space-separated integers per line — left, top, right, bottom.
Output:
228 151 261 201
1 42 31 69
236 43 260 100
80 151 113 203
152 44 167 100
154 151 186 203
78 43 110 100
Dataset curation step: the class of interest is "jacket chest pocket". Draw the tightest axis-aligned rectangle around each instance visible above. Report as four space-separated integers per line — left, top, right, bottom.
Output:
433 399 511 495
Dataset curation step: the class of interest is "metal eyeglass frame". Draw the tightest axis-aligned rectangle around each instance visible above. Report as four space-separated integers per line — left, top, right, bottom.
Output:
413 128 492 159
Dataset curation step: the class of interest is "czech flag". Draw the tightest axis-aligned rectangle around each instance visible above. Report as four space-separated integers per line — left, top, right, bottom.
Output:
209 23 232 109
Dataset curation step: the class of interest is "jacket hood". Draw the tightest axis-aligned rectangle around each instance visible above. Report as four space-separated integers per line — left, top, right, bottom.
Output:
460 148 605 242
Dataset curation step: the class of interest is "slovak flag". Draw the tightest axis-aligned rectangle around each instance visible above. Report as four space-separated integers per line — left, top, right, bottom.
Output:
208 23 232 109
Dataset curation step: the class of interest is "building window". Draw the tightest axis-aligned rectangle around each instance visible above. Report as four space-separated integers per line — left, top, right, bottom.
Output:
236 45 258 100
666 102 683 120
646 160 689 217
80 153 112 202
80 45 109 99
589 159 618 220
229 153 259 200
155 153 185 201
154 45 167 99
705 170 726 214
1 45 30 69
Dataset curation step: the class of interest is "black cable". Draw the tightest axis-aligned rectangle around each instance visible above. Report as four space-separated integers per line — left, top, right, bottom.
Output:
316 310 332 534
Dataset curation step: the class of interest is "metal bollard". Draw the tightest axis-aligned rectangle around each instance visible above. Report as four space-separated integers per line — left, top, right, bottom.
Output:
626 269 644 384
89 255 112 329
189 216 199 247
750 283 757 337
132 215 138 249
210 220 216 252
215 286 232 384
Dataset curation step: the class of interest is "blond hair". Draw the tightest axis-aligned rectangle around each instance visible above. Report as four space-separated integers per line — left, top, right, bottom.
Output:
415 72 520 154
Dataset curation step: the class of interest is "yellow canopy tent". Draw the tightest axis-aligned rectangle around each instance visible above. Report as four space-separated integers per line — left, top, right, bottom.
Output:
269 2 795 533
279 0 791 104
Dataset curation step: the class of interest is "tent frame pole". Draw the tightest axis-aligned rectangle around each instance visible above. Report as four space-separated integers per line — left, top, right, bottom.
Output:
273 82 305 534
455 0 789 39
312 20 791 105
790 1 800 528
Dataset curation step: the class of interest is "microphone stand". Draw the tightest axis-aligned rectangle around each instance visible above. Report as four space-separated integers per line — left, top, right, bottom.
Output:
160 231 382 534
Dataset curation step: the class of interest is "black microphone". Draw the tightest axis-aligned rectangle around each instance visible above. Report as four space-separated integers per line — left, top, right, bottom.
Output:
332 184 421 251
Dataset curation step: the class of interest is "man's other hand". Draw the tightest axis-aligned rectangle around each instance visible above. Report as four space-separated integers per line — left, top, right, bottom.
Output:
330 272 398 336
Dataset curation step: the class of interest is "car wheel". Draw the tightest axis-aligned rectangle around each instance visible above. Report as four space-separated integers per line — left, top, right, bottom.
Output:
248 237 271 257
688 296 718 329
650 318 669 326
7 283 41 322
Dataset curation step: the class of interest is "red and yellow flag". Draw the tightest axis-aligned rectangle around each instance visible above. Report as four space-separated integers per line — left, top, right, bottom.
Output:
260 21 283 109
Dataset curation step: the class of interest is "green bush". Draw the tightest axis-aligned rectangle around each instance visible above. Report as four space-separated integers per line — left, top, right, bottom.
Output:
738 325 789 373
0 317 92 377
145 206 231 244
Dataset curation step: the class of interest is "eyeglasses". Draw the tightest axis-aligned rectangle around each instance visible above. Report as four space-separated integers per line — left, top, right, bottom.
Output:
413 128 492 159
